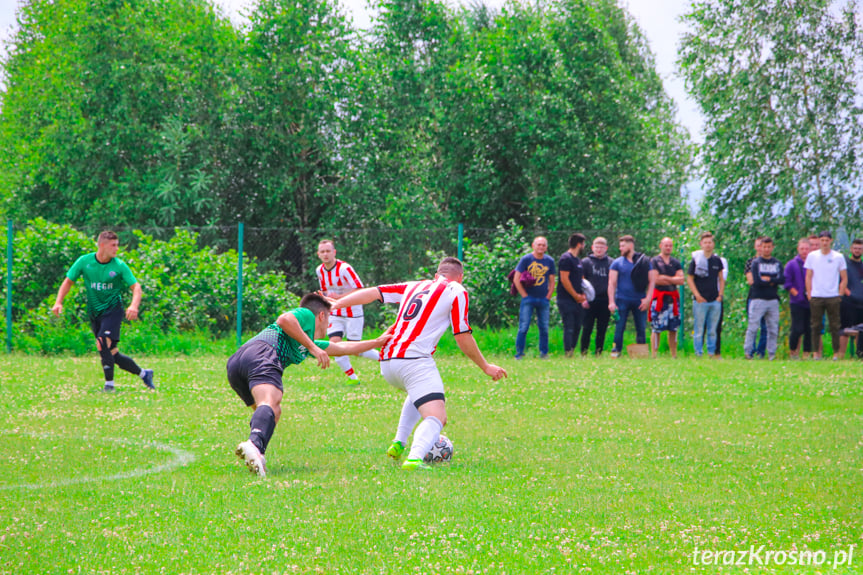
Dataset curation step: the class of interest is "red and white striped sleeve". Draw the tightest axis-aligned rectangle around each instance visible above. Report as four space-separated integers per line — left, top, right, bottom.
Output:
450 285 471 334
378 283 408 304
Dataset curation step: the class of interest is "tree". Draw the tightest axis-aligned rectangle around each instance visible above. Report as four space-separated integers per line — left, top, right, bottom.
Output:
0 0 239 226
438 0 693 231
678 0 863 248
223 0 354 230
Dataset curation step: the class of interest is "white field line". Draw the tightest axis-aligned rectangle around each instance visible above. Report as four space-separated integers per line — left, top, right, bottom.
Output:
0 434 195 490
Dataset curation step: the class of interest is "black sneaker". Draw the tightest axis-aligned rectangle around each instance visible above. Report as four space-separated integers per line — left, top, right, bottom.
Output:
141 369 156 390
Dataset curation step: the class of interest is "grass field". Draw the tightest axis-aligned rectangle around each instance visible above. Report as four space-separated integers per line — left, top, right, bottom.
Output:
1 353 860 574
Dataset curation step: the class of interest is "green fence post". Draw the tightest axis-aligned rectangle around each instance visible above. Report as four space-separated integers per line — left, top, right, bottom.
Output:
6 220 13 353
457 223 464 261
237 222 244 348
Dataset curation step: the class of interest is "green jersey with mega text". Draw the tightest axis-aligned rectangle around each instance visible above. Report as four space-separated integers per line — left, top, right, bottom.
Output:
66 253 138 319
245 307 331 369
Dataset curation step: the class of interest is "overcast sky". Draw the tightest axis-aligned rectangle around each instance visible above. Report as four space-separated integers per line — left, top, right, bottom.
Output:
0 0 704 141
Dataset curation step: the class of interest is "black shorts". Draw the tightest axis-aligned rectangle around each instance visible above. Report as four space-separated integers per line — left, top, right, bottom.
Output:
90 308 124 344
226 340 284 406
840 299 863 329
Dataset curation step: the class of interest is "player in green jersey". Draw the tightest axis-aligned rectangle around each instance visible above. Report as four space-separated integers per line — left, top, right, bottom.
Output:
52 231 155 392
229 293 391 477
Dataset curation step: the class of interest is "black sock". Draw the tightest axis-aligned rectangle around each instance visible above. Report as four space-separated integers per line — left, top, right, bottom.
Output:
249 405 276 454
99 346 115 381
114 353 142 376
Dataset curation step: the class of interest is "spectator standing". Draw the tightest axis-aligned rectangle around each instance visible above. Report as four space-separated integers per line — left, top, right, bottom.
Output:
580 237 611 355
744 237 784 360
784 237 813 359
744 237 768 358
840 238 863 358
805 231 848 360
807 234 825 356
514 236 556 359
557 233 587 358
713 255 729 357
649 237 684 358
686 232 726 358
607 235 657 358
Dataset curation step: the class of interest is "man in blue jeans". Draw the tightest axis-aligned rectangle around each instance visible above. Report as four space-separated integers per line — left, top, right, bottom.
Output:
514 236 556 359
608 235 656 358
686 232 726 357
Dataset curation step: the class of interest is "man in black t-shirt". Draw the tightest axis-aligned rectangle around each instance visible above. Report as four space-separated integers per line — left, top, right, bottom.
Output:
580 237 612 355
649 238 684 358
744 237 768 358
686 232 726 357
744 237 784 360
557 233 587 357
840 238 863 358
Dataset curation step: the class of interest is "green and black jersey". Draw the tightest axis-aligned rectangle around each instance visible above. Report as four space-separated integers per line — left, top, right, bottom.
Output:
66 253 138 320
245 307 331 369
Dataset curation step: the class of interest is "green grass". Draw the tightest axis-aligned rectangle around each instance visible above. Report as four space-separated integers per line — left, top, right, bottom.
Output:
0 352 860 574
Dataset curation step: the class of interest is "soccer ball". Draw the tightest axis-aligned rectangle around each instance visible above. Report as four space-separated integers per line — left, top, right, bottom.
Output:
423 435 454 464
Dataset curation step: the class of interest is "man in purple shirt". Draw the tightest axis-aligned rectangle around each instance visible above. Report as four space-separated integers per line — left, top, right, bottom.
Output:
784 237 812 359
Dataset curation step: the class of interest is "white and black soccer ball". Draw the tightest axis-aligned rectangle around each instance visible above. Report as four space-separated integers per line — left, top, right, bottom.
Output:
423 435 454 464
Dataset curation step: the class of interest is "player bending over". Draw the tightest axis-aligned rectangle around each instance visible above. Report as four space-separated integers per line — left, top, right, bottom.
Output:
330 257 507 471
315 239 380 384
52 231 155 392
229 293 391 478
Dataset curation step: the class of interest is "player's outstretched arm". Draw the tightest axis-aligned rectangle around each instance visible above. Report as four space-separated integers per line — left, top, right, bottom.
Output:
126 283 143 321
327 327 392 357
454 332 507 381
276 311 330 369
328 287 382 310
52 278 75 316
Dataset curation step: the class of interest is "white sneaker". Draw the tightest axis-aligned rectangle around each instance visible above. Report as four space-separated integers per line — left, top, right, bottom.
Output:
610 351 621 358
235 440 267 478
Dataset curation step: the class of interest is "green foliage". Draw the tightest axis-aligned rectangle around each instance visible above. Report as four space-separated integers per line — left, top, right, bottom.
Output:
679 0 863 244
0 0 239 226
1 218 93 317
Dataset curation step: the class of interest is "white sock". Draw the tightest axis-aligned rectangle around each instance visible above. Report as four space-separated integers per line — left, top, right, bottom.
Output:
138 369 148 379
394 396 421 445
334 356 356 378
407 416 443 461
104 380 115 388
359 349 380 360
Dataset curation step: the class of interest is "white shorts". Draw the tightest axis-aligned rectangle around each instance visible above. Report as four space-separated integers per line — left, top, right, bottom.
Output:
327 315 364 340
380 358 445 408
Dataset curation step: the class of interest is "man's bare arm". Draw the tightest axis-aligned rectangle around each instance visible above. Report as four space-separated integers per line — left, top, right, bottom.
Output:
329 287 383 310
454 332 507 381
51 278 75 316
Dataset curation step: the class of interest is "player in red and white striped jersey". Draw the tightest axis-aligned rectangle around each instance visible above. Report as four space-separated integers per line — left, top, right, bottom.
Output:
330 257 507 471
316 240 379 383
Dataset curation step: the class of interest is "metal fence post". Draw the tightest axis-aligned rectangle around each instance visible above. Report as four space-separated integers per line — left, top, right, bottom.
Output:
237 222 244 348
6 220 13 353
458 223 464 261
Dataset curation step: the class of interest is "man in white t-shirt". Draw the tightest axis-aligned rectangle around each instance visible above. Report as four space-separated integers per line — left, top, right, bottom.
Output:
805 231 848 360
329 257 507 471
316 239 379 383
